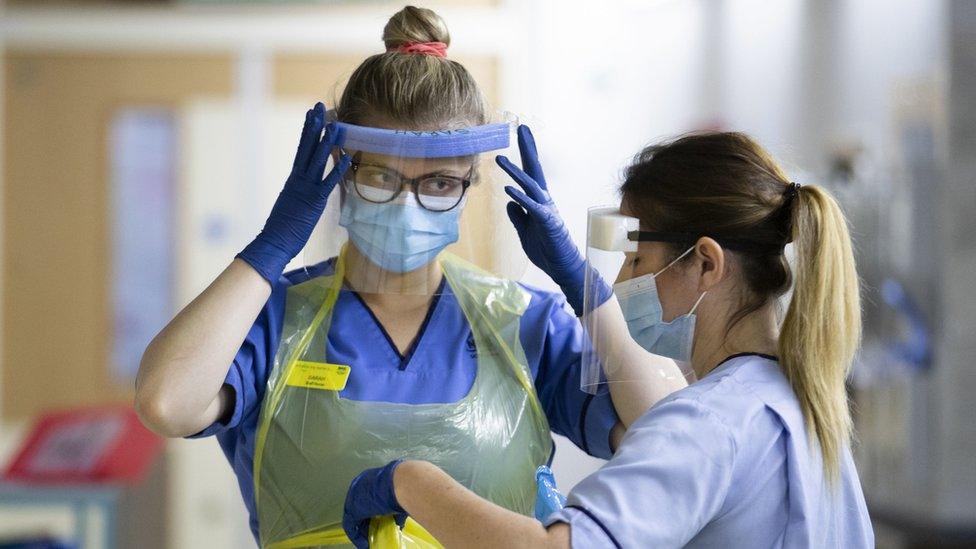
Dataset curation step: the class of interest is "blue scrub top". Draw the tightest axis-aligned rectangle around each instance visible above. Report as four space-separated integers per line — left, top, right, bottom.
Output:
191 260 619 540
545 354 874 549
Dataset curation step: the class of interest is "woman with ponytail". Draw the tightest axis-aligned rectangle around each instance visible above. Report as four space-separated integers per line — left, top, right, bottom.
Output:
344 131 874 548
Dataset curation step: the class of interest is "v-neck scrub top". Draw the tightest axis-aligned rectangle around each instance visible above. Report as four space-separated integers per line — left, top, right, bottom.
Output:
190 259 621 539
544 354 874 548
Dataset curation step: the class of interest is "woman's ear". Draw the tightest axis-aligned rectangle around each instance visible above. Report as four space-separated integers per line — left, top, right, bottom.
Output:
693 237 726 292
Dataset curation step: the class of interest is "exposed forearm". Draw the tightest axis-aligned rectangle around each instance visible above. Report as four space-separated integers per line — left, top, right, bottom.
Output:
393 461 570 549
607 359 685 429
586 297 688 427
135 259 271 436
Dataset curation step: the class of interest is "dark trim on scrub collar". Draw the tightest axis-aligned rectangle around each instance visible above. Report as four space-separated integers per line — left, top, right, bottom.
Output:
713 352 779 371
577 393 595 456
348 276 448 371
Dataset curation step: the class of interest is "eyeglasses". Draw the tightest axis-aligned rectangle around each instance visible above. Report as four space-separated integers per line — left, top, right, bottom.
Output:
346 161 474 212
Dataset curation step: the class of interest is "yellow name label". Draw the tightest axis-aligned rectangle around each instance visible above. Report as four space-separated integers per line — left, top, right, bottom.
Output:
286 361 350 391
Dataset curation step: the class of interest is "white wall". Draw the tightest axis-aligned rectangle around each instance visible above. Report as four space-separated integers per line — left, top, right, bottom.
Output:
834 0 946 161
519 0 716 489
522 0 711 264
720 0 805 160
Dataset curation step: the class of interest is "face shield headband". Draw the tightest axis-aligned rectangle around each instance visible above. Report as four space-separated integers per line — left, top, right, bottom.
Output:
332 121 512 158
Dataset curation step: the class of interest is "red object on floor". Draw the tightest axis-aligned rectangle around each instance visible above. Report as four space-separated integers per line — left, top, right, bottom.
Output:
3 405 163 485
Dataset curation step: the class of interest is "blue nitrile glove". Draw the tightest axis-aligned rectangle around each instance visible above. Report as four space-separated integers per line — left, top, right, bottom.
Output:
237 102 352 284
534 465 567 521
343 460 407 549
497 125 612 316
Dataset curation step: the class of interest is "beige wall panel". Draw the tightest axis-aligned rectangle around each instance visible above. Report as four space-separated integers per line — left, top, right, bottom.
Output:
273 52 499 111
2 51 234 420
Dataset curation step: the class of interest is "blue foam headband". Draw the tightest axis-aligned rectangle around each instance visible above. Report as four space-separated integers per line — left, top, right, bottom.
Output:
333 121 511 158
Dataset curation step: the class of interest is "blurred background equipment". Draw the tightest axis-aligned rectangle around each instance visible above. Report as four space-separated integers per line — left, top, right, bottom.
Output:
0 0 973 547
0 406 164 549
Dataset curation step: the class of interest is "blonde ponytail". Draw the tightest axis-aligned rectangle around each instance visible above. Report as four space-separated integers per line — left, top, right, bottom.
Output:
778 185 861 482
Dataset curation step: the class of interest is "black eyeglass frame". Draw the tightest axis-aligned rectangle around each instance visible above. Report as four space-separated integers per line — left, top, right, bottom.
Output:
345 159 476 213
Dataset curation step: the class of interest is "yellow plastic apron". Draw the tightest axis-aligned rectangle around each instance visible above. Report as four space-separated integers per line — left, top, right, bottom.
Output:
252 251 553 548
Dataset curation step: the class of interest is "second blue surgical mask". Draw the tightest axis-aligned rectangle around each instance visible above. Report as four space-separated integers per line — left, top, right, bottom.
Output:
339 190 461 273
613 247 707 362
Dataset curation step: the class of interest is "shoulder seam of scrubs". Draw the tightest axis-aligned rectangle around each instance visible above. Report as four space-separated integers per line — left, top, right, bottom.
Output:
285 259 333 284
714 352 779 371
666 397 740 470
563 505 622 549
577 393 595 455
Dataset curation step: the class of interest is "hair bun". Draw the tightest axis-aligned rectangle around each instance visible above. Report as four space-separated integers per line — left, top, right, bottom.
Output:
383 5 451 52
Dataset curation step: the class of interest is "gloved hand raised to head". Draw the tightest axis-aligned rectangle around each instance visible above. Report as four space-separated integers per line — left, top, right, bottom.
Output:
343 460 407 549
497 125 612 316
237 102 352 284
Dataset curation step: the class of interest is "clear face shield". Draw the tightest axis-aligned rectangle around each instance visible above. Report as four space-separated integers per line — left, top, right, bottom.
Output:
580 206 696 396
300 115 526 296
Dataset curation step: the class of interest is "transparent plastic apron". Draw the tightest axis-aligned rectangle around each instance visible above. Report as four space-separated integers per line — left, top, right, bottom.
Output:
253 250 553 548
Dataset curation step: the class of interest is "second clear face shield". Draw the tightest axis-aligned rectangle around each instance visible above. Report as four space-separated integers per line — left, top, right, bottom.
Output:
300 116 526 295
580 206 696 396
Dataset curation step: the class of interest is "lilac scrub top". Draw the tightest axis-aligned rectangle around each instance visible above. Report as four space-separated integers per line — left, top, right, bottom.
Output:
545 354 874 548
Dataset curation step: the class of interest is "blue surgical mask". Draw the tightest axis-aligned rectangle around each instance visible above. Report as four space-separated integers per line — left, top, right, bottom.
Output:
339 191 461 273
613 247 707 362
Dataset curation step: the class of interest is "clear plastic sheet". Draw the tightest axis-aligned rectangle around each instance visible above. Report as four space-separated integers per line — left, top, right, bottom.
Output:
253 250 553 548
580 206 694 396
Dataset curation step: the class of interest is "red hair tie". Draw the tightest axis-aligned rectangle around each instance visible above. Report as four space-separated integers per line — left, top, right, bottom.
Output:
394 41 448 58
